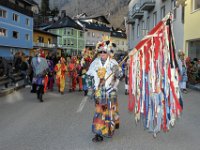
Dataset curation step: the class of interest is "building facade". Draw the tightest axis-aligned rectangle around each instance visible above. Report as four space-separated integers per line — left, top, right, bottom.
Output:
31 29 61 57
127 0 184 52
184 0 200 59
0 0 35 58
47 16 84 56
77 16 111 50
76 15 128 53
111 31 128 52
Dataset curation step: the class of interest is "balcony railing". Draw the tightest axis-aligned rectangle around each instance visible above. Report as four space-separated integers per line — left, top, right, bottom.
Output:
0 1 33 17
127 12 135 24
140 0 155 11
132 3 144 19
33 42 61 49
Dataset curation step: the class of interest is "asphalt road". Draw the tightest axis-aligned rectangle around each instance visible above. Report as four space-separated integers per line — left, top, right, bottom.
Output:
0 82 199 150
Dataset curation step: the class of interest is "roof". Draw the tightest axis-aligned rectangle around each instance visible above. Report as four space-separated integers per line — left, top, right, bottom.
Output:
47 16 83 30
23 0 38 5
80 15 110 25
34 29 61 37
111 31 127 39
80 21 111 32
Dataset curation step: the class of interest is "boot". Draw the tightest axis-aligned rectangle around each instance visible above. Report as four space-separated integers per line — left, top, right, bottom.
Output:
39 92 43 102
115 123 119 129
125 90 129 95
84 90 88 96
92 134 103 142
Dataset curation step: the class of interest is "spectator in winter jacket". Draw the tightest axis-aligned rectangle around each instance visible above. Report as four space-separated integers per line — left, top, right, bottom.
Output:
0 57 16 87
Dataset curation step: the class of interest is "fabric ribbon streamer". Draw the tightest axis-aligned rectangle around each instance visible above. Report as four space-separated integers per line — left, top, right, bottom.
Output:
128 13 183 137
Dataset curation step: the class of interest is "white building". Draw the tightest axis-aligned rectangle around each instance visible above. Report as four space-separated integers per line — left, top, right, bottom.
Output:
126 0 184 52
76 15 111 50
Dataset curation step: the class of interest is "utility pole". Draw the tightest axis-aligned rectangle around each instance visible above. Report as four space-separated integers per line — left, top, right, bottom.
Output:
76 0 79 55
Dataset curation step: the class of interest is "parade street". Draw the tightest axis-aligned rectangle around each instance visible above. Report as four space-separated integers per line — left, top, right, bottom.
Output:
0 82 199 150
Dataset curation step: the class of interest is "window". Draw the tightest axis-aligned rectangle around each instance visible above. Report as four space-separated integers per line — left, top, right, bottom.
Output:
92 32 95 37
171 0 176 19
71 39 74 45
25 34 30 40
137 24 140 37
182 6 185 23
153 12 157 27
67 39 70 45
38 36 44 43
141 20 146 36
64 39 67 45
71 29 74 35
0 9 7 18
80 31 83 37
26 18 30 26
67 30 70 35
13 13 19 22
48 38 51 44
161 6 165 19
192 0 200 11
13 31 19 39
0 28 7 36
64 29 67 35
147 16 150 30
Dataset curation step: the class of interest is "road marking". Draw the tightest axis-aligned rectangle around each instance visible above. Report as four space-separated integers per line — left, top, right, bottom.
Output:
76 96 88 113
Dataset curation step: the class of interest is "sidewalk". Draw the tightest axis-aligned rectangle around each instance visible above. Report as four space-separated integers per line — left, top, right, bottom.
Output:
0 80 25 97
187 83 200 91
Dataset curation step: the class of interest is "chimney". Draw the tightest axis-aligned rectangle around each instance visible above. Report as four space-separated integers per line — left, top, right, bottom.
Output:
61 10 66 18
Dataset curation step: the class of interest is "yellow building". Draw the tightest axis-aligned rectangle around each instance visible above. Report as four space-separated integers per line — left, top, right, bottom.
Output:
184 0 200 59
31 29 62 57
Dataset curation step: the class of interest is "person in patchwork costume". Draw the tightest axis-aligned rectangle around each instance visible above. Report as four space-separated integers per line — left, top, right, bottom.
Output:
86 40 123 142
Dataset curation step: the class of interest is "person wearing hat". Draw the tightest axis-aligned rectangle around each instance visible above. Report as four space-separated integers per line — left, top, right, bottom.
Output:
86 40 122 142
54 57 67 94
31 50 49 102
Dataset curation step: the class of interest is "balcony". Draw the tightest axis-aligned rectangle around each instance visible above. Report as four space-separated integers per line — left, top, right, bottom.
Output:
34 43 61 49
126 11 135 24
132 3 144 20
0 1 33 17
140 0 155 12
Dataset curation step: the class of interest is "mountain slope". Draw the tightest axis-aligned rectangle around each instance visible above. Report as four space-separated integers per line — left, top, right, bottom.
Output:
34 0 129 28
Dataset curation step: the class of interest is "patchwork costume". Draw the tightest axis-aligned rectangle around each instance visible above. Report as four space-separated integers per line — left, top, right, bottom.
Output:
86 40 122 141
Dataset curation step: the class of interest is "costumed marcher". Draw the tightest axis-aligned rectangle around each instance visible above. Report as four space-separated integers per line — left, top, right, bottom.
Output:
31 50 49 102
124 59 129 95
68 56 77 92
54 57 67 94
81 48 93 71
86 40 122 142
76 59 83 91
82 68 88 96
47 58 54 91
178 50 188 93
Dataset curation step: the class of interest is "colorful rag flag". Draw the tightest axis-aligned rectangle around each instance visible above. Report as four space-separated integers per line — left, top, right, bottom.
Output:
128 14 183 137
